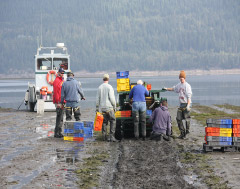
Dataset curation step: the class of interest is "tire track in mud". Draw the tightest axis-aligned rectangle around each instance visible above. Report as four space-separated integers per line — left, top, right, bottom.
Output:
112 139 192 189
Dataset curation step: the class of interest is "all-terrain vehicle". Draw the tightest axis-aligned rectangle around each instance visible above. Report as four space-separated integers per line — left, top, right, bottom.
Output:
115 86 167 140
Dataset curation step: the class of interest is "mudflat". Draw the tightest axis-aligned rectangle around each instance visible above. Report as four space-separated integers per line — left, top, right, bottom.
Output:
0 105 240 188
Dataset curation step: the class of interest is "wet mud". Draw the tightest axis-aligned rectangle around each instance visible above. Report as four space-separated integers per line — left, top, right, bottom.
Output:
0 106 240 188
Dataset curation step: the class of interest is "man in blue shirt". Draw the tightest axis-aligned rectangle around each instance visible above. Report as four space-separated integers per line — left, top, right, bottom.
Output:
129 80 149 140
61 71 85 121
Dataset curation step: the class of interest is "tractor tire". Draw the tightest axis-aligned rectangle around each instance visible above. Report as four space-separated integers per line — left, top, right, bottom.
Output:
115 120 123 141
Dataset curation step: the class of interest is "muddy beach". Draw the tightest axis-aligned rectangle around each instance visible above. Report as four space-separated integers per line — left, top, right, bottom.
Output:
0 105 240 189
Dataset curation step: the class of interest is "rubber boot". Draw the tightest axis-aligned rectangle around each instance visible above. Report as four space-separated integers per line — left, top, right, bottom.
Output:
177 120 186 139
139 111 146 140
73 107 81 121
132 111 139 139
66 107 72 121
54 108 63 138
186 120 190 135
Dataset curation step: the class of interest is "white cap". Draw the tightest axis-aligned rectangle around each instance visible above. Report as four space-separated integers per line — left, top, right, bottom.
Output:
103 74 109 79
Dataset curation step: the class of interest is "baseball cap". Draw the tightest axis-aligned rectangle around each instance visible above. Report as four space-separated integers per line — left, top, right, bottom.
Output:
58 68 65 73
103 73 109 79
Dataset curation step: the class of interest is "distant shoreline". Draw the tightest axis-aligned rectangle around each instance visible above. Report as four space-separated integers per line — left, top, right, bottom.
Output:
0 69 240 79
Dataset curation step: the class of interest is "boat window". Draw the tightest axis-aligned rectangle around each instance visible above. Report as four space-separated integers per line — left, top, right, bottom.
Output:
37 58 52 70
54 58 68 70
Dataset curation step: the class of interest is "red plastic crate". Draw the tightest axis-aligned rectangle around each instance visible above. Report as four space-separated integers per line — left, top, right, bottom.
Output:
73 137 84 142
233 119 240 124
205 127 220 133
233 133 240 137
121 110 131 117
233 128 240 134
205 132 220 137
233 124 240 129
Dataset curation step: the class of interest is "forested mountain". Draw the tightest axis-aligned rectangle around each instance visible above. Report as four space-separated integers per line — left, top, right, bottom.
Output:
0 0 239 74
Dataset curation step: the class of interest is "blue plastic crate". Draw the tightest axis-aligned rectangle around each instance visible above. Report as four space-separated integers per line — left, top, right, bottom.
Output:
146 110 152 116
219 137 232 142
74 122 84 130
84 121 94 129
219 141 232 145
83 127 93 138
220 124 232 128
116 71 129 79
221 119 232 124
64 129 74 133
74 133 84 137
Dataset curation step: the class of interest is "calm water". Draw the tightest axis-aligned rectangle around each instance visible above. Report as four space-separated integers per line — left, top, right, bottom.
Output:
0 74 239 110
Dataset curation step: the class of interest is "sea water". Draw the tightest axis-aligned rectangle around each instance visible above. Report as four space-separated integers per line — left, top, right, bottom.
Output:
0 74 239 110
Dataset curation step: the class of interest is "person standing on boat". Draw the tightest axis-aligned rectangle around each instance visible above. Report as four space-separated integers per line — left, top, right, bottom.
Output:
61 71 85 121
96 74 118 142
163 70 192 139
53 68 65 138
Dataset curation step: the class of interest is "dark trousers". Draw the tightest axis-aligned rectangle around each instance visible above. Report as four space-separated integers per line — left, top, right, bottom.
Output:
176 104 191 136
132 111 146 138
54 107 64 136
102 110 116 137
66 106 81 121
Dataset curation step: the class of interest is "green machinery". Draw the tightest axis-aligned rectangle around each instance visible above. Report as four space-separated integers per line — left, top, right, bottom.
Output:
114 89 167 140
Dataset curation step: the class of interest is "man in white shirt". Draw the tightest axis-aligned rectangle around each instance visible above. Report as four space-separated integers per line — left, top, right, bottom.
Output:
164 70 192 139
96 74 118 142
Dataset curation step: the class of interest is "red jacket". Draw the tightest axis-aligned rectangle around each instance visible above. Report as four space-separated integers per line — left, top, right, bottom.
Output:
53 76 64 104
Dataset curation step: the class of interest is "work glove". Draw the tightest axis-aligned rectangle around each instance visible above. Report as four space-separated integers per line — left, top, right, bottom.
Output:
186 104 191 112
81 97 86 100
162 87 167 91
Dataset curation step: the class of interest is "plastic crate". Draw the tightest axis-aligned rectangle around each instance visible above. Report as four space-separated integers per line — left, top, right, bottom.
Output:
74 133 84 137
233 142 240 146
74 122 84 130
233 124 240 129
206 132 220 137
64 136 74 141
233 137 240 142
147 84 151 91
64 121 75 129
146 110 152 116
206 123 232 128
117 78 130 84
84 121 94 129
116 71 129 79
205 136 220 141
73 137 84 142
84 127 93 138
207 141 232 146
115 111 121 118
121 110 131 117
233 128 240 133
205 127 220 133
64 129 74 134
206 118 232 125
219 133 232 137
219 137 232 142
220 128 232 134
233 133 240 137
233 119 240 124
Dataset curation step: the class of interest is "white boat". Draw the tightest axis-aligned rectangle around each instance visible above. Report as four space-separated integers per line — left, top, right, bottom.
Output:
25 43 70 112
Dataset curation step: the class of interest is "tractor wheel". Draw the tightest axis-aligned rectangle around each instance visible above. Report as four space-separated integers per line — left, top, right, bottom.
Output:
115 120 123 141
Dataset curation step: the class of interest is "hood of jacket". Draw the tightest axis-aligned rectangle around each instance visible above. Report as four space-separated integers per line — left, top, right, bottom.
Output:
67 77 74 81
160 106 168 111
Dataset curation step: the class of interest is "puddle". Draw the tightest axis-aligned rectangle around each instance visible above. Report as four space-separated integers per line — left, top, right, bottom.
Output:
36 123 55 139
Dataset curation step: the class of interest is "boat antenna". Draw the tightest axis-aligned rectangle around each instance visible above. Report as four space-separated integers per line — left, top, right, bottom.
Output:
40 12 43 47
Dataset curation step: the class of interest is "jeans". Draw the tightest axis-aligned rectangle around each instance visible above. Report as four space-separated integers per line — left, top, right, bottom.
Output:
132 102 147 138
65 101 81 121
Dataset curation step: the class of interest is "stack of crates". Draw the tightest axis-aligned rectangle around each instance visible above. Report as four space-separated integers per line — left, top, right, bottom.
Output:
146 110 152 116
205 119 232 146
115 110 131 118
116 71 130 92
64 121 94 141
232 119 240 146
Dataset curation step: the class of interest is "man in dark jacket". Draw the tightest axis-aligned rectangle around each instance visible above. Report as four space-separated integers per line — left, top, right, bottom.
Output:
148 100 172 141
129 80 149 140
53 68 65 138
61 71 85 121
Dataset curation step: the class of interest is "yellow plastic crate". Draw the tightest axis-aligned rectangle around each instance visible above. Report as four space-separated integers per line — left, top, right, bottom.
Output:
219 133 232 137
117 84 130 92
115 111 121 118
131 84 136 89
64 136 74 141
220 128 232 134
117 78 129 84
